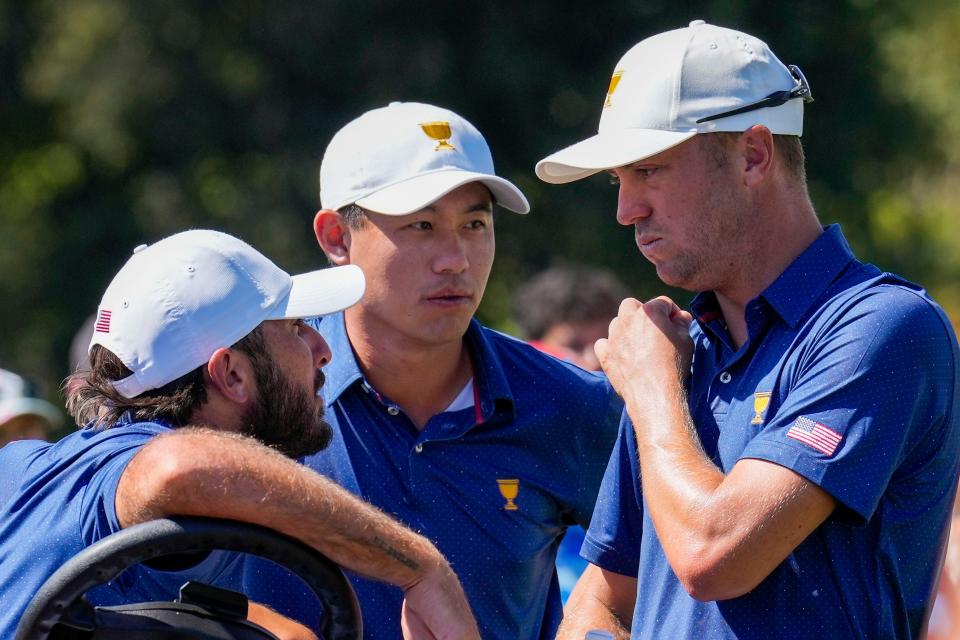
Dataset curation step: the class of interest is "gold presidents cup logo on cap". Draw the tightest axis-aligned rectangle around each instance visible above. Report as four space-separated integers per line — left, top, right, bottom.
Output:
605 70 624 108
419 121 456 151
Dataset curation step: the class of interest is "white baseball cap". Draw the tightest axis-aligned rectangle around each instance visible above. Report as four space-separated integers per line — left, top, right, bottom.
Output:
0 369 62 429
320 102 529 215
536 20 813 184
89 230 366 398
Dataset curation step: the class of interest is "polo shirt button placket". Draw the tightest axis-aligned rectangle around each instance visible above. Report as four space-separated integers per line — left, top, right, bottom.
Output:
719 371 732 384
414 443 424 453
387 405 400 416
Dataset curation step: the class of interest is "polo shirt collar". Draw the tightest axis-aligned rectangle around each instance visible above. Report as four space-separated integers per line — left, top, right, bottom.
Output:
691 224 855 332
761 224 856 328
319 313 515 418
463 319 515 419
319 312 365 404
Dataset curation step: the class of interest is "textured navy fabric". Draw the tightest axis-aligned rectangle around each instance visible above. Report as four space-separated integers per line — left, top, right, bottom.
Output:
0 421 244 637
244 314 622 639
584 225 960 639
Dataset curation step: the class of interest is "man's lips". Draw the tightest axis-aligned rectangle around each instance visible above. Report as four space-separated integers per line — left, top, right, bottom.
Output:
636 231 662 249
424 288 473 305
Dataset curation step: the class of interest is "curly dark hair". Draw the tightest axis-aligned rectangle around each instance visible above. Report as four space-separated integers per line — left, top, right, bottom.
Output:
512 266 628 340
65 326 267 429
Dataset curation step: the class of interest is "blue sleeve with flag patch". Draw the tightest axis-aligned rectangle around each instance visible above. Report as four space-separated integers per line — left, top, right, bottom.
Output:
739 284 960 522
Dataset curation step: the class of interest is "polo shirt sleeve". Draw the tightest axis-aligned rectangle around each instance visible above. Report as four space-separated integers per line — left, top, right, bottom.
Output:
77 425 170 546
581 412 643 577
739 285 958 521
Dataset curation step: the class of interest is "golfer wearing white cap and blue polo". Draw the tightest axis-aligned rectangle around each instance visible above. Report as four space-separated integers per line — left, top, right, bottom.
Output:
0 229 480 639
241 102 622 639
539 21 960 640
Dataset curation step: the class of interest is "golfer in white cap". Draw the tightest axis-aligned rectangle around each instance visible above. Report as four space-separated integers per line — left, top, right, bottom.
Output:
539 21 960 640
0 229 480 639
241 102 622 639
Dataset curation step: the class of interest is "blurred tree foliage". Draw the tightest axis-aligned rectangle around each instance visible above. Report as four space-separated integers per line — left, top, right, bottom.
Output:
0 0 956 419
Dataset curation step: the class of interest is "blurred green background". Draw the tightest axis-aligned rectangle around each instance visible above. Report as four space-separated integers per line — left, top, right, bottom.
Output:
2 0 959 427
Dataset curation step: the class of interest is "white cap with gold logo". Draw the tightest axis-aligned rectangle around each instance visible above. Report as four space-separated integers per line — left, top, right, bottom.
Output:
321 102 529 215
536 20 810 184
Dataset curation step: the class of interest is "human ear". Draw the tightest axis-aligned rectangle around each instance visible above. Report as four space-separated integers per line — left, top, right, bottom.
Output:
313 210 352 266
740 125 774 187
205 347 255 404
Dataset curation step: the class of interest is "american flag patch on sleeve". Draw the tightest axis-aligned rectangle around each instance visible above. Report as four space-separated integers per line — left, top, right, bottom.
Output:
786 416 842 456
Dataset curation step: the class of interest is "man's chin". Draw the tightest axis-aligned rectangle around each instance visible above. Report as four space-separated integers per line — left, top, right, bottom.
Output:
285 420 334 459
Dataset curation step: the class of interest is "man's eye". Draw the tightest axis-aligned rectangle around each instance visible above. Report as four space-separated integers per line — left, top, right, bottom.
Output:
411 221 432 230
636 167 658 178
466 220 487 229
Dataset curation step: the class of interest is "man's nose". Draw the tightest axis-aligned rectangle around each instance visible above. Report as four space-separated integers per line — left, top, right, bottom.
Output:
304 324 332 368
433 233 469 274
616 183 653 226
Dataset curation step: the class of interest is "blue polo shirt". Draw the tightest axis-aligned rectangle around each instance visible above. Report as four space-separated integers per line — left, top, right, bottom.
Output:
0 421 245 637
584 225 960 639
243 314 622 639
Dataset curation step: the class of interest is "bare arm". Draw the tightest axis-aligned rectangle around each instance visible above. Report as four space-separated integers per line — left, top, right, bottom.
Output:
116 428 479 639
556 564 636 640
596 297 835 601
247 603 317 640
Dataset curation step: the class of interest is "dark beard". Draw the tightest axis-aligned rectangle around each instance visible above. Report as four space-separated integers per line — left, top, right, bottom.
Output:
240 364 332 459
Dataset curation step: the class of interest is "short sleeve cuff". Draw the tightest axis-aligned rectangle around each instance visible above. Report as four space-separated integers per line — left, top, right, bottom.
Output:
580 531 639 577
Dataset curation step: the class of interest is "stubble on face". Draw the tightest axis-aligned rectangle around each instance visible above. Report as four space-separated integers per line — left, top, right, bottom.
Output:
649 136 754 292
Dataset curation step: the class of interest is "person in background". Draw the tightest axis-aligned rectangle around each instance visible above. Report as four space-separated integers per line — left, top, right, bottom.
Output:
513 265 628 371
929 492 960 640
511 265 628 603
0 368 63 446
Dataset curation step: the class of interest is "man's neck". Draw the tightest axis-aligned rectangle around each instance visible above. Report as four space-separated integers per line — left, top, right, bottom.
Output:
714 200 823 349
343 311 474 431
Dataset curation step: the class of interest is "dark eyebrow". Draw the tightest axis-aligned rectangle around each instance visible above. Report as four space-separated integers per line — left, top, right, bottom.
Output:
420 200 494 214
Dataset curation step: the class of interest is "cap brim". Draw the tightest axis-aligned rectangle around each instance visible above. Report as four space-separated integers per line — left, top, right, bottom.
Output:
355 170 530 215
0 398 62 428
272 264 366 319
535 129 698 184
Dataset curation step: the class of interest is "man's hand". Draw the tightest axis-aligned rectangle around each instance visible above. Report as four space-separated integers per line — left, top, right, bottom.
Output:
595 296 693 416
400 562 480 639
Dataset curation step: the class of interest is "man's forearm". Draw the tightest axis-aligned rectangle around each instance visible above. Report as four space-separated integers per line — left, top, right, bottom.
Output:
117 428 442 588
556 564 635 640
247 602 317 640
624 382 833 600
624 380 725 551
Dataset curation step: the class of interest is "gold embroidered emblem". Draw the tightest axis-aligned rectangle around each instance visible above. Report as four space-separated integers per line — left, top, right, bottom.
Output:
497 479 519 511
419 121 456 151
752 392 772 425
605 70 624 107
